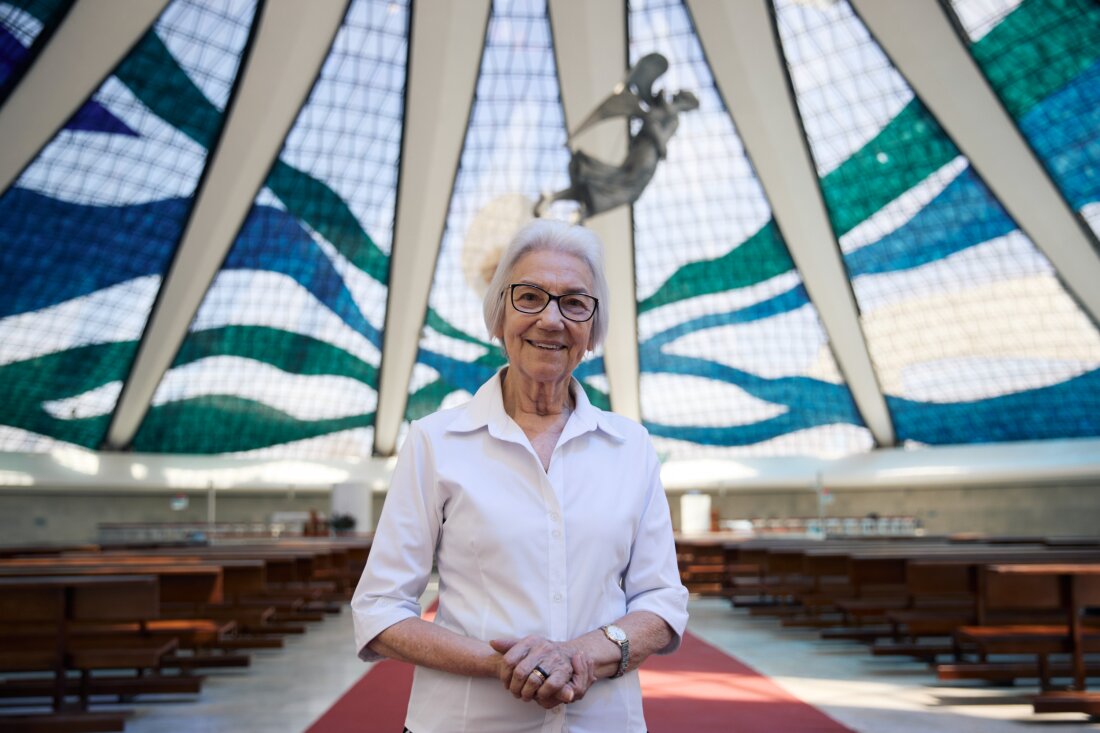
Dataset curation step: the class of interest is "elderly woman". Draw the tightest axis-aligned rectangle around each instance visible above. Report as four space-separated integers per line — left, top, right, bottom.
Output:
351 219 688 732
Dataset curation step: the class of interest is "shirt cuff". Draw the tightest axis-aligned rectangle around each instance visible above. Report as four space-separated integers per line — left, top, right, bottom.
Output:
351 596 422 661
626 586 689 654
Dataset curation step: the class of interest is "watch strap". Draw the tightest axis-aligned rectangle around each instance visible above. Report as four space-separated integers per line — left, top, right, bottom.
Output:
601 624 629 679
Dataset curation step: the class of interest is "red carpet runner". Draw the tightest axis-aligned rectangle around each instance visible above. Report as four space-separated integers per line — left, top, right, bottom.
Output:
306 630 853 732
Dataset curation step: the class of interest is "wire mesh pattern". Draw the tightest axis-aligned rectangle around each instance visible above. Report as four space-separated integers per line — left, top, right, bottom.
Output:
0 0 256 452
404 0 608 426
1 0 1098 461
134 0 408 457
629 0 870 459
774 0 1100 444
0 0 69 97
950 0 1022 40
949 0 1100 242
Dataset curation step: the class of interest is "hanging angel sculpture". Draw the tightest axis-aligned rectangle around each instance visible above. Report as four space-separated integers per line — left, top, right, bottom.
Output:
536 53 699 222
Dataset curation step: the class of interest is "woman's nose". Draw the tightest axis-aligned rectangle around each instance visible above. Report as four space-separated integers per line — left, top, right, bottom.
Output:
537 301 566 328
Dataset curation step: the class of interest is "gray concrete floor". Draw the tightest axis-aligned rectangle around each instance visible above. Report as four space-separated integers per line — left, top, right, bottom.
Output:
688 597 1099 732
70 608 377 733
36 595 1097 732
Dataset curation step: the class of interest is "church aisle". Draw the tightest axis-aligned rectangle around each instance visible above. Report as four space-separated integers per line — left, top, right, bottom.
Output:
123 608 372 733
114 596 1099 732
688 598 1099 733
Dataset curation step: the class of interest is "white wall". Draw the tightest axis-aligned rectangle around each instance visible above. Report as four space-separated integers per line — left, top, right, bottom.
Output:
2 437 1099 543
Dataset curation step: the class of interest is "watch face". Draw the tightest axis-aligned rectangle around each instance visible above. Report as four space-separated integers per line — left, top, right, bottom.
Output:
606 625 627 643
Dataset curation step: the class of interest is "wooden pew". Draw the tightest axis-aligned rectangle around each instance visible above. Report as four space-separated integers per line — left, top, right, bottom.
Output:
869 557 986 660
14 538 367 627
819 545 1095 640
675 538 740 596
61 547 304 598
800 544 917 632
15 554 281 643
718 537 1100 701
0 538 368 730
727 538 827 610
938 562 1100 690
732 538 956 619
0 544 98 559
983 564 1100 718
90 546 338 618
746 543 1098 644
733 540 952 633
208 540 368 604
0 575 168 732
786 549 858 624
868 550 1100 661
0 561 252 672
59 540 367 627
0 561 222 604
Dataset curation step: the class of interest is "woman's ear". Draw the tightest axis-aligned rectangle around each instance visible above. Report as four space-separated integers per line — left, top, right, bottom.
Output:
493 330 508 359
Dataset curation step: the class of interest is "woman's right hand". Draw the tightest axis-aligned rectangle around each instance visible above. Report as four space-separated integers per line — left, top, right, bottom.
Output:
532 648 597 709
559 649 597 704
490 636 596 708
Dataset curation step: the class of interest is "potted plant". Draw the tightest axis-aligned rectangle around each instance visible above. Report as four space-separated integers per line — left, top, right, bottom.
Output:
330 512 357 535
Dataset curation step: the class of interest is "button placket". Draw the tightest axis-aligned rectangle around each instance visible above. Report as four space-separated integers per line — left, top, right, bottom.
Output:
545 452 567 640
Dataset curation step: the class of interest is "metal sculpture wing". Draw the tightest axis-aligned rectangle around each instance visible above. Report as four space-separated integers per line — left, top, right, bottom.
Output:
567 53 669 143
536 52 698 221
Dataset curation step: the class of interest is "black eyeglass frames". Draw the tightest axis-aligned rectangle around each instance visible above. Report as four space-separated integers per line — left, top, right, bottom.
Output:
506 283 598 323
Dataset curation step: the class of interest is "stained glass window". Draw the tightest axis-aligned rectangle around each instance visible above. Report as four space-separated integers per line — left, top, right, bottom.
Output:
0 0 256 451
775 0 1100 445
631 0 870 458
135 0 408 458
0 0 69 96
405 0 608 428
950 0 1100 241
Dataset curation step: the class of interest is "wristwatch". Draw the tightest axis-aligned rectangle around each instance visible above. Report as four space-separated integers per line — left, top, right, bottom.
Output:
601 624 630 678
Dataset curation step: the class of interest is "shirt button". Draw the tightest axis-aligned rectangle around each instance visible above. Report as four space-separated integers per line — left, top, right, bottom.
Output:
552 529 562 538
553 592 562 602
549 512 560 522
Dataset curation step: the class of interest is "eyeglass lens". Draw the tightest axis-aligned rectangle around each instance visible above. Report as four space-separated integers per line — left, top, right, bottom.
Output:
511 284 596 322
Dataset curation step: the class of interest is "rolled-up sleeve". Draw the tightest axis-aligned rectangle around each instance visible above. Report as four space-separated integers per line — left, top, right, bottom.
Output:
622 438 689 654
350 422 440 661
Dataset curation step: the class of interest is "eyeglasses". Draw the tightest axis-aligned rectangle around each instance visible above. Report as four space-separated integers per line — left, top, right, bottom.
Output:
506 283 599 323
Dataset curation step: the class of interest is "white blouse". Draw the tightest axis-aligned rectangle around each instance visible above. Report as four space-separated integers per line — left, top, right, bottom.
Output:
351 371 689 733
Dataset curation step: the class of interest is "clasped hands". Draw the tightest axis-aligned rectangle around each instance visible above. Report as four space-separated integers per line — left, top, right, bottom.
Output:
489 635 597 710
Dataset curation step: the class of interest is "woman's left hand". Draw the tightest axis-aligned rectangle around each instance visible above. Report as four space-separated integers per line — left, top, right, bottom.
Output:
490 636 577 706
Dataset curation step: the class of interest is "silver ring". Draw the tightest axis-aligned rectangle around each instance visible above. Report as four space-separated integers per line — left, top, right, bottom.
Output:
529 665 549 685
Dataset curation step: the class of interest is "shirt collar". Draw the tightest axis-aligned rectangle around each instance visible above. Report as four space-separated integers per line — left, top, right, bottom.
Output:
446 368 625 443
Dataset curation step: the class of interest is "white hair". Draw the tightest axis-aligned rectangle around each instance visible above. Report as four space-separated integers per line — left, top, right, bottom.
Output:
482 219 609 350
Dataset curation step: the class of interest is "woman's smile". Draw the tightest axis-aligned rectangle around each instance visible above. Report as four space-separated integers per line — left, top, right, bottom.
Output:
526 339 566 351
498 249 594 386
